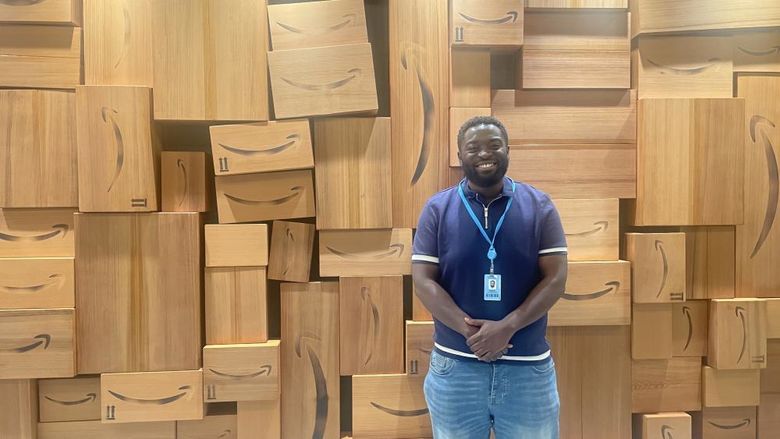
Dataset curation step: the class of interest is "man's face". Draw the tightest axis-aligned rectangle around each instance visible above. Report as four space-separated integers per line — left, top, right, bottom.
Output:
458 123 509 188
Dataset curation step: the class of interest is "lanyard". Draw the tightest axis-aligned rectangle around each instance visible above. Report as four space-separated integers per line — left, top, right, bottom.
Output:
457 178 516 274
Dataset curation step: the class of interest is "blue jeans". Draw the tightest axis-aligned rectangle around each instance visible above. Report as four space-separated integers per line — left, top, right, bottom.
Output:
424 350 560 439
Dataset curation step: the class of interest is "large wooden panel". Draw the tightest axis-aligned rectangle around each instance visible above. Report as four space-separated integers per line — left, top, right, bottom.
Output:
177 415 237 439
237 400 280 439
405 320 433 377
734 29 780 73
0 308 74 379
708 298 767 370
39 377 100 423
736 76 780 298
523 10 629 89
629 98 745 226
759 393 780 438
0 380 37 439
319 229 412 277
450 0 523 47
352 374 431 438
268 221 314 283
339 277 404 376
313 117 392 230
280 282 339 439
0 0 80 24
161 152 210 213
632 357 702 413
625 233 686 303
0 208 75 257
205 224 268 268
83 0 153 86
75 213 201 374
101 370 203 423
205 267 268 345
768 299 780 338
0 90 78 208
76 86 159 212
763 340 780 393
632 304 673 360
0 257 74 309
151 0 268 121
702 366 760 408
527 0 626 7
450 49 490 107
267 0 367 51
630 0 780 36
390 0 450 228
215 170 316 224
548 260 630 326
682 226 735 300
38 420 175 439
557 199 618 261
673 300 708 357
694 406 757 439
0 25 81 89
203 341 280 402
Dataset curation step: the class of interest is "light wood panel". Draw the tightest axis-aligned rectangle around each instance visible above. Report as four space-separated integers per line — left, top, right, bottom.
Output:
267 0 367 51
269 43 377 119
177 415 237 439
39 377 100 423
238 400 281 439
0 90 77 208
161 152 210 213
0 25 81 88
319 229 412 277
100 370 203 423
630 0 780 36
280 282 340 439
209 120 313 176
352 374 430 439
449 107 490 167
0 380 37 439
767 299 780 338
339 276 404 376
636 413 691 439
762 340 780 393
75 213 201 374
546 327 582 439
736 76 780 298
0 208 75 257
549 260 630 326
411 288 432 321
83 0 153 86
629 98 745 226
702 366 760 408
734 29 780 73
759 393 780 439
0 0 80 24
268 221 314 283
632 357 702 413
681 226 735 300
673 301 708 357
37 420 176 439
708 298 767 370
405 321 433 377
76 86 159 212
313 117 392 230
694 406 757 439
632 304 673 360
450 48 490 107
557 199 618 261
450 0 523 47
215 170 316 224
527 0 627 7
203 341 280 402
205 224 268 268
0 257 74 309
151 0 268 121
0 308 74 379
625 233 686 303
389 0 450 228
205 267 268 345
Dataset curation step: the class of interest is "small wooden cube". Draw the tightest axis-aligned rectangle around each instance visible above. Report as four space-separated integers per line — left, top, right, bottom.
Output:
267 0 367 51
0 0 81 25
632 357 702 413
203 341 280 402
708 299 767 369
406 321 434 377
625 233 686 303
702 366 760 408
178 415 237 439
635 412 691 439
100 370 203 423
205 267 268 345
556 198 619 261
352 374 431 438
682 226 735 299
450 48 491 107
319 229 412 277
267 221 314 283
205 224 268 267
759 393 780 439
0 25 81 89
451 0 524 47
672 300 708 357
450 107 490 167
36 419 176 439
161 152 211 212
215 170 316 224
238 400 280 439
632 303 673 360
0 257 74 310
0 380 37 439
0 208 75 257
0 308 75 379
693 406 757 439
39 377 100 422
549 260 631 326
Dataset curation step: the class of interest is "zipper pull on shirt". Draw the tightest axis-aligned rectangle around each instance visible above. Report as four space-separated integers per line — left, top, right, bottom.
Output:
483 205 489 229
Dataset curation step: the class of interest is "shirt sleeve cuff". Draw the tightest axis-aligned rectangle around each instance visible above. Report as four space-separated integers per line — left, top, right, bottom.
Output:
539 247 568 255
412 254 439 264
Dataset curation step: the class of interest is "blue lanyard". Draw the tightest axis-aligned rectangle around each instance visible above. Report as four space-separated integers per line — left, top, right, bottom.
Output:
457 178 516 274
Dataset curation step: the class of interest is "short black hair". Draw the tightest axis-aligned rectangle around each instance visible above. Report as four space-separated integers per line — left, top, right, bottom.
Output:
457 115 509 150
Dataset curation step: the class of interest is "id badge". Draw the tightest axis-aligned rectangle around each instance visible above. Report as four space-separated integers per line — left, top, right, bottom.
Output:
484 274 502 301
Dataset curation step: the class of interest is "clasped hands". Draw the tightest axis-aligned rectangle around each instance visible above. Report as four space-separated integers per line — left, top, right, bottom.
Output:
462 317 514 363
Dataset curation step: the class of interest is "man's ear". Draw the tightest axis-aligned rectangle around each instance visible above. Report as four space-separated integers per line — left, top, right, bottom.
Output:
457 149 462 165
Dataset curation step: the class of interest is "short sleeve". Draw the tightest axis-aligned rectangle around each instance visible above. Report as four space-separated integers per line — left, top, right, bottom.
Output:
412 201 439 264
538 197 568 256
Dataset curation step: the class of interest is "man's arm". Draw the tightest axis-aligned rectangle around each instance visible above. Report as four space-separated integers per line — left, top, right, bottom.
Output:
412 263 476 338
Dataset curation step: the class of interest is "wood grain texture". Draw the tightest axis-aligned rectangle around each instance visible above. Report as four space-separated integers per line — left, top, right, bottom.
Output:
405 320 433 377
313 117 392 229
161 152 210 213
177 415 237 439
203 341 280 402
0 308 74 379
759 393 780 439
449 107 490 167
0 208 75 257
38 377 100 422
83 0 153 86
411 287 432 321
736 76 780 298
238 400 280 439
268 221 314 283
450 49 490 107
37 420 176 439
526 0 626 7
762 339 780 393
76 86 159 212
0 25 81 88
695 406 757 439
548 260 630 326
280 282 340 439
630 0 780 36
708 298 767 370
267 0 367 50
681 226 735 300
522 10 629 89
557 199 618 261
100 370 203 423
637 413 691 439
673 300 708 357
0 0 80 24
205 267 268 345
389 0 450 228
209 120 313 176
632 304 673 360
151 0 268 121
702 366 760 408
450 0 523 47
767 299 780 338
352 374 430 438
734 29 780 73
632 357 702 413
75 213 201 374
319 229 412 277
0 90 78 208
625 233 686 303
205 224 268 267
215 170 316 224
0 380 37 439
0 257 73 310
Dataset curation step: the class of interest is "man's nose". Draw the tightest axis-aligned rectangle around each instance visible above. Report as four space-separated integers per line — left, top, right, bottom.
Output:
478 149 492 158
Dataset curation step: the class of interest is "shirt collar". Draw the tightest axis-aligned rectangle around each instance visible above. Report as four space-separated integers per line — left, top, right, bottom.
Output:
460 177 514 199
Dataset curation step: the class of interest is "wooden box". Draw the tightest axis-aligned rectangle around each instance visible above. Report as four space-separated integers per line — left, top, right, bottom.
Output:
630 0 780 36
632 357 702 413
734 29 780 73
76 86 159 212
708 299 767 370
151 0 268 121
632 304 673 360
523 10 630 89
702 366 760 408
0 90 78 208
340 276 404 376
215 170 316 224
412 288 433 321
39 377 100 422
75 213 201 374
527 0 626 7
267 0 367 51
0 208 75 257
693 406 757 439
0 0 80 24
635 413 691 439
759 393 780 439
268 43 377 119
548 260 630 326
450 49 490 107
205 224 268 267
280 282 339 439
238 400 280 439
267 221 314 283
0 308 74 379
313 117 392 229
762 339 780 393
450 0 522 47
319 229 412 277
209 119 313 176
557 199 619 261
177 415 237 439
449 107 490 167
767 299 780 338
0 25 81 89
83 0 153 87
673 301 708 357
682 226 735 300
100 370 203 423
352 374 431 438
625 233 686 303
0 257 74 309
629 98 745 226
203 342 280 402
406 320 433 377
161 152 210 212
0 380 37 439
205 267 268 345
37 420 175 439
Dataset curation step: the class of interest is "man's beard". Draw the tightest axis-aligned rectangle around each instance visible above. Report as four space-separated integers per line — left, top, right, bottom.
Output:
462 160 509 188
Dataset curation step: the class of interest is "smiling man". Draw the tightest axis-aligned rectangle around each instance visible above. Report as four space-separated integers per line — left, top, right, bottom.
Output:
412 116 568 438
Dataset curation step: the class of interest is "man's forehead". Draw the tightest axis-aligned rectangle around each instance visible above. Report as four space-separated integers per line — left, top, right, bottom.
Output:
465 124 502 137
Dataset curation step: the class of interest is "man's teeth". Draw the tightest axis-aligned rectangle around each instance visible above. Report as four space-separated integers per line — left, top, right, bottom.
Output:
478 163 495 168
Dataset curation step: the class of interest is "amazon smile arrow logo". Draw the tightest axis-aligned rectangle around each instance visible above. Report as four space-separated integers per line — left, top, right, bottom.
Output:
661 424 674 439
361 287 380 367
562 281 620 301
370 401 429 417
276 13 356 34
281 68 361 91
0 224 69 242
208 364 272 379
748 115 778 258
565 221 608 237
101 107 124 193
107 385 192 405
646 58 721 75
401 45 434 186
219 134 299 156
224 186 303 206
708 418 751 429
294 333 328 439
0 274 64 294
738 45 780 57
458 10 518 24
682 306 693 352
45 393 97 406
736 306 747 364
5 334 51 353
655 240 669 298
326 243 404 259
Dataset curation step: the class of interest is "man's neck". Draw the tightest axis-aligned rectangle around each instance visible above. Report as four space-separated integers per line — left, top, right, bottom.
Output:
467 178 504 201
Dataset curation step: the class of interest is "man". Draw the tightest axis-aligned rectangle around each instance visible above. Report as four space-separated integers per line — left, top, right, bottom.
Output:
412 116 568 439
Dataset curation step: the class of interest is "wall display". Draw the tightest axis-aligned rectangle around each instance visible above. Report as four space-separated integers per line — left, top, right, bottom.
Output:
632 303 673 360
37 420 176 439
177 415 237 439
238 400 280 439
681 226 735 300
693 406 757 439
215 170 316 224
632 357 702 413
267 0 367 51
203 342 280 402
625 233 686 303
161 152 211 213
205 224 268 268
0 380 37 439
100 370 203 423
38 377 100 423
630 0 780 36
734 29 780 73
267 221 314 283
450 49 490 108
319 228 412 277
635 413 691 439
0 208 75 258
0 257 74 310
0 25 81 89
548 261 630 326
0 0 81 24
701 366 760 408
672 300 708 357
450 0 523 47
556 199 619 261
0 308 75 379
708 298 767 370
352 374 431 438
205 267 268 345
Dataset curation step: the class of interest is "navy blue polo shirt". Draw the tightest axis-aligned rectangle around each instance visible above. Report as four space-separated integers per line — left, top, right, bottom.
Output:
412 177 567 363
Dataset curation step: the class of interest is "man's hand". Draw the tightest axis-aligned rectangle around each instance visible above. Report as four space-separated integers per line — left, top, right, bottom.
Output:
464 317 514 362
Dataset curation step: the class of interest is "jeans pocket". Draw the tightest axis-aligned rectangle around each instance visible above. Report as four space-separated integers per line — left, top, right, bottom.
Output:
429 350 456 376
530 356 555 374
